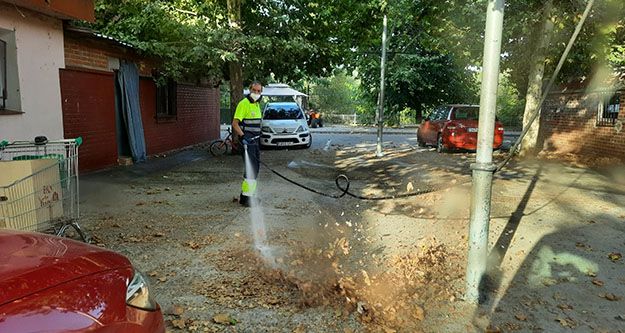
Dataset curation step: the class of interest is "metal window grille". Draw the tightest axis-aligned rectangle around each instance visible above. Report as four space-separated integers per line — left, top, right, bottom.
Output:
156 78 177 118
596 93 620 127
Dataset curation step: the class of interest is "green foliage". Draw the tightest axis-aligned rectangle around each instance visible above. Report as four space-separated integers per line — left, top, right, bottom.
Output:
86 0 231 81
496 72 524 128
309 71 364 115
84 0 624 126
351 0 480 126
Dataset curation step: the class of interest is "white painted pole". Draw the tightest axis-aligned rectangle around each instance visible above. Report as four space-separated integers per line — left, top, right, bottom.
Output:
465 0 505 304
376 15 388 158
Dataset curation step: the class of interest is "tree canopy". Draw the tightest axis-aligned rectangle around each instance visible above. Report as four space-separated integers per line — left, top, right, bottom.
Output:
84 0 625 125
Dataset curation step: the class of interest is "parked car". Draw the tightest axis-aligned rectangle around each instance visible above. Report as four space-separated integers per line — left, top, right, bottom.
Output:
416 104 504 152
261 102 311 148
0 230 165 333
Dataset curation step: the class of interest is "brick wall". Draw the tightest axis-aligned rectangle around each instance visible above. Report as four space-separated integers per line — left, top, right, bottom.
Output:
140 80 220 155
60 34 220 172
540 89 625 161
64 34 154 76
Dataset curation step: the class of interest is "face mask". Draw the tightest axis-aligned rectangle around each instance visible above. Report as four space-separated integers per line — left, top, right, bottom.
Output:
250 93 261 102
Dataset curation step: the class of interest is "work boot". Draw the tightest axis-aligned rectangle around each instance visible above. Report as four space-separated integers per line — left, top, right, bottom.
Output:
239 193 250 207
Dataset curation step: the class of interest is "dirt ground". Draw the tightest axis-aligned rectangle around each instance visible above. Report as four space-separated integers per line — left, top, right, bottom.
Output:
78 139 625 333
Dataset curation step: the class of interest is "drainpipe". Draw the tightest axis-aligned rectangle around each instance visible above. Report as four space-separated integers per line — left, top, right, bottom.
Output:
465 0 505 304
376 14 388 158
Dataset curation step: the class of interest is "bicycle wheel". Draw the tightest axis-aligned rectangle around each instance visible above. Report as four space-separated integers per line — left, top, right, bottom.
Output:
209 140 228 156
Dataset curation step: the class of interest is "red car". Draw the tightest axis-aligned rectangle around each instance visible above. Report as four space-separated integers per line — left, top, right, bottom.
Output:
0 230 165 333
417 104 504 152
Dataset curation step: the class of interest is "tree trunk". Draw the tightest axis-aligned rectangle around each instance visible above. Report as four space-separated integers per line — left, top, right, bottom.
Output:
227 0 243 118
229 62 243 117
519 0 554 157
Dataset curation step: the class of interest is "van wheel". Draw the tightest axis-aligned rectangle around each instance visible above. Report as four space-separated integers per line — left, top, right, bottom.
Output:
436 135 445 153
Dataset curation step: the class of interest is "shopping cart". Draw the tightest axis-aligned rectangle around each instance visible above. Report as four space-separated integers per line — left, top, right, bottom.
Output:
0 136 88 242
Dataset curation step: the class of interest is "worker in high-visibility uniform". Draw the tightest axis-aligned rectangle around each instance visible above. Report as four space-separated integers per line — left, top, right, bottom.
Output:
232 81 263 207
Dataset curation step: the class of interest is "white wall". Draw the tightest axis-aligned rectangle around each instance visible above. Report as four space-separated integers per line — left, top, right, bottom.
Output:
0 4 65 141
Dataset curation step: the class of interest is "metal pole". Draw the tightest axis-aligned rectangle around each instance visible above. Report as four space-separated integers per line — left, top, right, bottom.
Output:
376 14 388 158
465 0 505 304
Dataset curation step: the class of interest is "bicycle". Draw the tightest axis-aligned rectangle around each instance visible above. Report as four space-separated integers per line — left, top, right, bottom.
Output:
209 127 240 156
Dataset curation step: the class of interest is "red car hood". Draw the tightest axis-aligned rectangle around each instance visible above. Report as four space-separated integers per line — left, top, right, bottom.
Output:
0 230 131 306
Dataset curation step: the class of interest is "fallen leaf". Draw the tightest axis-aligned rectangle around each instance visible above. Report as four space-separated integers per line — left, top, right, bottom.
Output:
608 252 622 262
557 303 573 310
555 317 576 328
515 313 527 321
542 278 558 286
361 270 371 286
158 277 167 282
413 306 425 321
592 279 604 287
171 319 185 329
172 305 185 316
154 232 165 237
185 241 201 249
601 293 621 301
213 313 236 325
293 324 306 333
485 325 502 333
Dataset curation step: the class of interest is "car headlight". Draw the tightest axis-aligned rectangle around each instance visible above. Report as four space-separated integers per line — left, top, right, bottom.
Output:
126 270 158 311
261 126 273 133
296 125 306 133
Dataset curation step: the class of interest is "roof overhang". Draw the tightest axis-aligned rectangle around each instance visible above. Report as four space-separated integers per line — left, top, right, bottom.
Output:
1 0 95 22
244 84 307 97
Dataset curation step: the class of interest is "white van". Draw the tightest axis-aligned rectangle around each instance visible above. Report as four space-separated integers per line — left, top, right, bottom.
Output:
260 102 311 148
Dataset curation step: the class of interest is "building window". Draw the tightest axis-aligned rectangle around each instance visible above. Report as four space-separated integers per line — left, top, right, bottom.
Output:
596 93 620 127
156 78 177 119
0 28 21 112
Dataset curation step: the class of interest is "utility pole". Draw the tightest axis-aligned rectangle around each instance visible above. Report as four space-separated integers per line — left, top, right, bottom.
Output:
465 0 505 304
375 14 388 158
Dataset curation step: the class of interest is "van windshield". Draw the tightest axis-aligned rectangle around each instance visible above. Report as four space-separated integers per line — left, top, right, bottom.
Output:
263 105 304 120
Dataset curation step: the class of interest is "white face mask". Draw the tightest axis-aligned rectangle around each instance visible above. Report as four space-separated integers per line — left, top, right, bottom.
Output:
250 93 261 102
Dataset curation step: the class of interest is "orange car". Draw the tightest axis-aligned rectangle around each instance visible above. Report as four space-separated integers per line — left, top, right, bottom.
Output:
417 104 504 152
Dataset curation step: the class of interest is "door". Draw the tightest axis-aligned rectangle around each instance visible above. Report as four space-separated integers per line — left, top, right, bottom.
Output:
425 106 448 143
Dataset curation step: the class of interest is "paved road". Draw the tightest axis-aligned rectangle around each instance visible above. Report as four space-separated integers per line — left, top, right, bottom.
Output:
221 125 520 151
309 131 519 151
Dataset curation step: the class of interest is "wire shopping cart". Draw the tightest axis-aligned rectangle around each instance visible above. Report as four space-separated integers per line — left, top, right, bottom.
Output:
0 136 88 242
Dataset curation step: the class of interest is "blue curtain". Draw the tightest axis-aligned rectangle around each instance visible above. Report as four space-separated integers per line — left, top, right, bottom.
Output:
117 60 147 163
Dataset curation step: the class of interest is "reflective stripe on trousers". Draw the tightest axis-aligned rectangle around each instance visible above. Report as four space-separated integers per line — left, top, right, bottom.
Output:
240 130 260 198
241 178 257 196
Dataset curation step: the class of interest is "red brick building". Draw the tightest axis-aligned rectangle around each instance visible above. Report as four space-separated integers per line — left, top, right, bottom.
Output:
540 84 625 162
60 26 220 172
